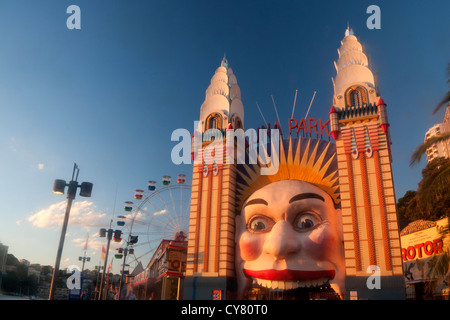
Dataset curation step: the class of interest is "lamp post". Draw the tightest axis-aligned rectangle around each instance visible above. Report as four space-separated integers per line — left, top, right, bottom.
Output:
48 163 93 300
115 235 137 300
118 247 129 299
98 228 113 300
98 227 124 299
118 246 135 299
94 263 103 299
78 254 90 292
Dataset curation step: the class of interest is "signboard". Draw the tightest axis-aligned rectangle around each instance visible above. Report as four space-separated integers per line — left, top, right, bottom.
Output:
401 218 449 285
69 288 81 300
212 290 222 300
401 218 449 262
258 118 331 138
168 250 187 272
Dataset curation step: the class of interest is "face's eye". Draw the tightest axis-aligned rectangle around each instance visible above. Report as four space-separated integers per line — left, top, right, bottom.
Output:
295 213 321 232
247 216 275 233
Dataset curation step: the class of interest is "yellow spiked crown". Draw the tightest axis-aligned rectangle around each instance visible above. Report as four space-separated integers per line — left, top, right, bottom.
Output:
235 136 340 211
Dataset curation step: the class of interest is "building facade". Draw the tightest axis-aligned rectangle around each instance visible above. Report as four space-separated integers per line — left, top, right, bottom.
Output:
183 28 406 300
425 123 449 162
131 239 187 300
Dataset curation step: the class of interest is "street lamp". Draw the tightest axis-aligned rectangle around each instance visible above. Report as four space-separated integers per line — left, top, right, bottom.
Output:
98 227 123 300
118 235 138 300
48 163 93 300
78 254 90 292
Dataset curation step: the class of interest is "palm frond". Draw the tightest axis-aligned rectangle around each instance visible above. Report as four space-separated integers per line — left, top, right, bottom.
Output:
432 92 450 115
439 224 450 241
410 132 450 166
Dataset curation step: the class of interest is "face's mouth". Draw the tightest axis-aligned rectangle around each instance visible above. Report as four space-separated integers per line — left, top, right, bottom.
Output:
244 269 335 290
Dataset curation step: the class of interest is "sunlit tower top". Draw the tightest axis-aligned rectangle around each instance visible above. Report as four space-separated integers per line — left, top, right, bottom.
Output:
332 27 378 108
199 57 244 134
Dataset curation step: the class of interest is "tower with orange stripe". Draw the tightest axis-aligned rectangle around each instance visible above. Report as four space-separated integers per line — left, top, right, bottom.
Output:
329 28 405 299
183 57 244 299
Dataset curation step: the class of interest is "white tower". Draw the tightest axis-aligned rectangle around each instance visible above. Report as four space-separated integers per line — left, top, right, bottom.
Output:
184 57 244 299
199 57 244 134
330 28 405 299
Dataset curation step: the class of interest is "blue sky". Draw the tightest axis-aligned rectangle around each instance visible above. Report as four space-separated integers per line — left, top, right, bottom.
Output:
0 0 449 274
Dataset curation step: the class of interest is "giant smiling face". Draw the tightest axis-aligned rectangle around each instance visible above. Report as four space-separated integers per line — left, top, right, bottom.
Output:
235 179 345 298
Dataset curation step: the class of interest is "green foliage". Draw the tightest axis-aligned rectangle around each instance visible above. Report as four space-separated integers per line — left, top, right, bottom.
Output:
399 157 450 221
1 254 39 296
396 190 418 221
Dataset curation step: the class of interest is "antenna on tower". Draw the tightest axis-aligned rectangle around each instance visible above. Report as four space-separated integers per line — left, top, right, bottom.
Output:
271 94 281 126
256 101 268 128
221 53 228 68
374 69 380 95
304 91 317 120
291 89 299 118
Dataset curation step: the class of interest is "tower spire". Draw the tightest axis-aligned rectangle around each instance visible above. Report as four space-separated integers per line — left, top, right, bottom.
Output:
345 24 354 37
199 57 244 133
333 27 374 100
221 53 228 69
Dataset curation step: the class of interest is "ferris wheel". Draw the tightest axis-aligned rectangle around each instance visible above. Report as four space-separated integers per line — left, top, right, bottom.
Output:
114 174 191 272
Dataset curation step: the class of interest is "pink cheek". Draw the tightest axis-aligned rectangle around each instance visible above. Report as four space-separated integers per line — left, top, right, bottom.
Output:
304 228 336 260
239 232 264 261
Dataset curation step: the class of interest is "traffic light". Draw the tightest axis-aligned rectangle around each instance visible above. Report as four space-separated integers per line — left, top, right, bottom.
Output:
99 228 106 237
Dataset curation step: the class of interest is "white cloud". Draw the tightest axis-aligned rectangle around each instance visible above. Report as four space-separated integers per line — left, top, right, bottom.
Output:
28 200 108 229
154 209 167 216
38 163 45 170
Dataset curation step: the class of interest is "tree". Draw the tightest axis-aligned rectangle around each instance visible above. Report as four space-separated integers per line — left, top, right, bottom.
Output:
396 190 417 221
400 157 450 221
397 190 417 224
407 64 450 291
409 63 450 220
1 254 39 296
416 157 450 220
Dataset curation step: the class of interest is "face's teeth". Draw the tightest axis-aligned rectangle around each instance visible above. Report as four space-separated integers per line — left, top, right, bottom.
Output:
285 281 293 290
254 277 329 290
272 281 279 289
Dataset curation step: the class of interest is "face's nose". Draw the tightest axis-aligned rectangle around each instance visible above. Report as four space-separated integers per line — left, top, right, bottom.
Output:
263 220 301 260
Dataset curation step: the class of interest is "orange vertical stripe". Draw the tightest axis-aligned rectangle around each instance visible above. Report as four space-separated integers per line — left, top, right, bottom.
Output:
194 167 202 273
374 150 392 270
203 170 213 272
359 153 376 266
346 154 361 271
215 166 223 273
